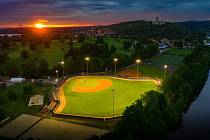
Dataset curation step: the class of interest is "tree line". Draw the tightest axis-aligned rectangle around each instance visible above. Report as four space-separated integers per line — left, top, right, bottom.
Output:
0 34 159 78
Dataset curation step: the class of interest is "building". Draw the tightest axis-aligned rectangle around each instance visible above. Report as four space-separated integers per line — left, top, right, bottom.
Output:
0 34 21 37
159 43 169 54
204 40 210 47
204 34 210 47
9 78 26 84
159 43 168 49
207 34 210 39
152 16 165 25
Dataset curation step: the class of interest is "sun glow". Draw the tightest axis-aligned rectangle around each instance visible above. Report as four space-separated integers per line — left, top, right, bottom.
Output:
31 20 94 29
34 23 46 29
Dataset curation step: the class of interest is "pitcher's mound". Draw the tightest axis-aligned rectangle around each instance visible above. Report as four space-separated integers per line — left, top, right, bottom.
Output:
72 78 112 92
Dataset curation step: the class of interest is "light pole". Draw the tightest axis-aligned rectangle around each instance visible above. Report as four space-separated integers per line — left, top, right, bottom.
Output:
114 58 118 77
111 88 117 118
58 61 65 79
55 70 58 79
85 57 90 75
136 59 141 79
164 65 168 79
61 61 65 78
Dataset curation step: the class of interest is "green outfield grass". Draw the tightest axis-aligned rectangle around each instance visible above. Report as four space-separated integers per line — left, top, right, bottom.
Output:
149 48 192 66
165 48 192 56
131 64 169 79
61 76 158 117
149 54 184 66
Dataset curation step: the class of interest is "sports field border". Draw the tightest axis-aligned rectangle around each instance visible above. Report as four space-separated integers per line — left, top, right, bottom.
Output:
52 75 161 120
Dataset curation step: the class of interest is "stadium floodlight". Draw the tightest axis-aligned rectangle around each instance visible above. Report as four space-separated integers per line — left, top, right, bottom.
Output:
164 65 168 79
136 59 141 79
85 57 90 61
55 70 58 79
111 88 117 118
113 58 118 77
85 57 90 75
58 61 65 78
136 59 141 64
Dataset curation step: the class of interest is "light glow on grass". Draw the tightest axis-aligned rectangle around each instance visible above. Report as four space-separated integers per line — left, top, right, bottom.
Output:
61 76 158 117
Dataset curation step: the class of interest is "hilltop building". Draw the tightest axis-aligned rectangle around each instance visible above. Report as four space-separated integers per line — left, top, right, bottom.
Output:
152 16 165 25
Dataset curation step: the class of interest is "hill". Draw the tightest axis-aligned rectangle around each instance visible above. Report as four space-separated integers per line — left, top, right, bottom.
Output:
108 20 188 39
177 20 210 32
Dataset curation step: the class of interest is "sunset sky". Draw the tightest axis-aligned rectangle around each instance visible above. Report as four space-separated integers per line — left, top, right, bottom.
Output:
0 0 210 27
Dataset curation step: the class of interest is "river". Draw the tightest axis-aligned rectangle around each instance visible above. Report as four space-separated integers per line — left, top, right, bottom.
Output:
170 70 210 140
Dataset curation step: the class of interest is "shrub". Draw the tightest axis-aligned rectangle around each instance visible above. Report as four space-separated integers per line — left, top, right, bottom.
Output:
7 90 18 100
0 107 6 120
0 93 7 105
23 85 33 95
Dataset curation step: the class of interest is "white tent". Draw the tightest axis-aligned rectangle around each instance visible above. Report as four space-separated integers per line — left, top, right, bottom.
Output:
10 78 26 83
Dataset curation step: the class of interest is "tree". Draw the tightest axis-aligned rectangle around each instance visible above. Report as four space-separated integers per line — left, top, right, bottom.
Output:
122 40 132 50
0 107 6 120
0 50 8 68
0 94 7 105
3 60 20 76
64 56 75 74
7 90 18 101
21 50 29 59
23 85 33 95
110 91 168 140
21 60 38 78
37 58 49 76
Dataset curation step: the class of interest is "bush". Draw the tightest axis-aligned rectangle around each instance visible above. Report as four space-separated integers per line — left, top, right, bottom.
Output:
0 107 6 120
7 90 18 100
0 93 7 105
111 91 168 140
23 85 33 95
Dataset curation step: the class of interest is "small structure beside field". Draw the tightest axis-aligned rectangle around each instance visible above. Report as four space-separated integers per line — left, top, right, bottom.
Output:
28 95 44 106
9 78 26 83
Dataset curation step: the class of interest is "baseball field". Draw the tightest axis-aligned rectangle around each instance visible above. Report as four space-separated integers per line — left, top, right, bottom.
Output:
57 76 158 118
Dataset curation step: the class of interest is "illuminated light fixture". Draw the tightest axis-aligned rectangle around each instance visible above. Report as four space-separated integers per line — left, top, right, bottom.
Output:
85 57 90 61
136 59 141 64
114 58 118 62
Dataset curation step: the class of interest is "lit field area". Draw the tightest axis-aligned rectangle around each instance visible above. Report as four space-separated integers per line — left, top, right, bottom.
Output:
60 76 158 117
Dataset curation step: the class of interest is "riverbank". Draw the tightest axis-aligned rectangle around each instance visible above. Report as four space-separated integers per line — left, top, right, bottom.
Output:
170 70 210 140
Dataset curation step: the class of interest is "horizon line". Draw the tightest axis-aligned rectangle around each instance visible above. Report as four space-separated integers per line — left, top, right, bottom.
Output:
0 19 209 29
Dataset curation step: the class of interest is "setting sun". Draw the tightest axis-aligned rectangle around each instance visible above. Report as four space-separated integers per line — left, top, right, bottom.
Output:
34 23 45 29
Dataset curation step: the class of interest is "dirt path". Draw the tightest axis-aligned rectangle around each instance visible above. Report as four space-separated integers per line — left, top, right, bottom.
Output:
54 80 69 113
